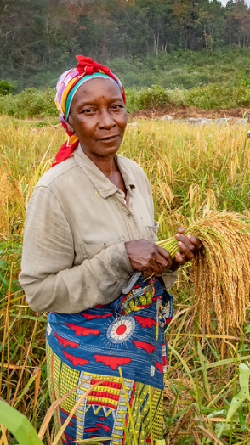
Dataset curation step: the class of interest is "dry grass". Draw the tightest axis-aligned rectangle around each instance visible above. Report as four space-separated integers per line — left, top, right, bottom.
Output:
0 164 15 237
0 118 64 237
1 116 250 444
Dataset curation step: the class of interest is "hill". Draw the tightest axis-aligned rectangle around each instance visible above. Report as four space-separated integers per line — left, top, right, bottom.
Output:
1 0 250 90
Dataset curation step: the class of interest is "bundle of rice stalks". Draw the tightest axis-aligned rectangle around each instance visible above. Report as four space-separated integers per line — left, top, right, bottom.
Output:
158 212 250 333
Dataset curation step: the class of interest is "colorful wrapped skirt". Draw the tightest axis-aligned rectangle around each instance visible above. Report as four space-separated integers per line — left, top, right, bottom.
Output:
46 275 173 444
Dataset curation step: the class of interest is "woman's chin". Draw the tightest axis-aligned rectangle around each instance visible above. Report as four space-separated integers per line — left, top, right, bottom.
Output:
97 137 122 152
83 141 122 158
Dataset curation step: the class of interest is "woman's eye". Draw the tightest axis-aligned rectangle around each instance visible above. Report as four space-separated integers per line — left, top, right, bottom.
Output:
111 104 123 110
82 108 95 115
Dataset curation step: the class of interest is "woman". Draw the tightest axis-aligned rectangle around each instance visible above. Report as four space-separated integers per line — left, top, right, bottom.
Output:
20 56 202 444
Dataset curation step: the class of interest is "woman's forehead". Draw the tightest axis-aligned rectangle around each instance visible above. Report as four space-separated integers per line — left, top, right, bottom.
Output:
73 77 123 105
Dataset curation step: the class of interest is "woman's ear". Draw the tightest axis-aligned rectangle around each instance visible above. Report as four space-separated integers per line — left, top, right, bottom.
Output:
66 115 75 133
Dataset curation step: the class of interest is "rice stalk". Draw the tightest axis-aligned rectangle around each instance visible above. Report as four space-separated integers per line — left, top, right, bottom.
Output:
158 211 250 333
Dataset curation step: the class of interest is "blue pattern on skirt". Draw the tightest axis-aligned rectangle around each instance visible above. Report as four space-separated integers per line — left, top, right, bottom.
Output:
47 276 173 391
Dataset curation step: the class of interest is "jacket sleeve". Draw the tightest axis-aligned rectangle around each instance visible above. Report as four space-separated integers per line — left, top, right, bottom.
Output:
19 187 134 313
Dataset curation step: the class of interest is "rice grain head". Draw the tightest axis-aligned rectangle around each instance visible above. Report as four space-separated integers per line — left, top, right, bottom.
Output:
159 211 250 333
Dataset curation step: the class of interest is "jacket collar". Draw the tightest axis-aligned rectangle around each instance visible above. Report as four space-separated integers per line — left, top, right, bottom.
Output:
74 144 135 199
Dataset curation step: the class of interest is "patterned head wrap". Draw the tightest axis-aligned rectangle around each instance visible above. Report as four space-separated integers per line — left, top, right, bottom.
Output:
53 55 126 166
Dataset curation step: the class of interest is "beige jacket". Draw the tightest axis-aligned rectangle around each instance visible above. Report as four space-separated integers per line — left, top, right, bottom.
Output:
19 144 177 313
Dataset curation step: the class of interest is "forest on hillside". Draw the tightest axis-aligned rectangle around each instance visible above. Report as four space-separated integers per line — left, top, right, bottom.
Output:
1 0 250 90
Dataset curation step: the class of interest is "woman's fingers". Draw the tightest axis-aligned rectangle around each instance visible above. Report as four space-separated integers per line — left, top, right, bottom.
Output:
142 267 154 278
174 228 203 264
175 233 195 249
176 228 202 248
186 233 203 250
176 233 202 251
143 246 173 276
176 227 186 234
156 245 173 263
174 251 186 265
125 240 173 276
177 241 195 260
152 247 173 274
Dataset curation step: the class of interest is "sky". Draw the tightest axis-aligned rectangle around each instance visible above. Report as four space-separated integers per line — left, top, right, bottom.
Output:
219 0 250 5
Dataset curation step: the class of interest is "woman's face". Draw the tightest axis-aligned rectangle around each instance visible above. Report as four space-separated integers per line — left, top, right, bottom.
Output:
68 77 128 159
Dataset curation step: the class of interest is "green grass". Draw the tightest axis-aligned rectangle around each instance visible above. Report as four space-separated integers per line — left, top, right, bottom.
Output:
1 117 250 443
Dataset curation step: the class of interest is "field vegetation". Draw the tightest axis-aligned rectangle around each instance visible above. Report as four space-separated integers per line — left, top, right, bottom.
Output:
1 47 250 118
1 79 250 119
1 116 250 443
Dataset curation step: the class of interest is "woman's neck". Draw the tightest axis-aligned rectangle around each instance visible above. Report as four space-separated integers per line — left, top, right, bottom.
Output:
81 147 127 194
82 149 117 177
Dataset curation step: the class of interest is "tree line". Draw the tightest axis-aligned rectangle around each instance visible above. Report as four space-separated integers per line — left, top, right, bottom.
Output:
0 0 250 90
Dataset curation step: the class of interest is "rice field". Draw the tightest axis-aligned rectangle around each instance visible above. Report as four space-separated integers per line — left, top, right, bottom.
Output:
1 115 250 444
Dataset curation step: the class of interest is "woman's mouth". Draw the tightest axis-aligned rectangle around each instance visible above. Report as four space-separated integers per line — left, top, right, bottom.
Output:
98 134 119 143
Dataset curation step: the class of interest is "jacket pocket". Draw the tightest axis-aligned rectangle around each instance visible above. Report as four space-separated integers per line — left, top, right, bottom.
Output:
145 221 159 242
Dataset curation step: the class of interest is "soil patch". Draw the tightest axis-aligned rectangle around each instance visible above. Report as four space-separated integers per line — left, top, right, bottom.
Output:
129 106 250 121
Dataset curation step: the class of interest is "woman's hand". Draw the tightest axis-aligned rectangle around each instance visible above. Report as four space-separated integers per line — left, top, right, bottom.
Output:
172 227 203 269
125 240 173 277
125 229 202 277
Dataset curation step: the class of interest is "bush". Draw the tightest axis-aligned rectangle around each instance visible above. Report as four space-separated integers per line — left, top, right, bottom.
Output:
0 79 14 95
126 85 171 112
139 85 171 108
184 83 250 109
126 81 250 113
0 88 58 118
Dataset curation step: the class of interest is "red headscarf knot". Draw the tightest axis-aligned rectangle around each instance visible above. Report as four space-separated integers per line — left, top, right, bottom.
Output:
76 55 112 77
76 56 124 101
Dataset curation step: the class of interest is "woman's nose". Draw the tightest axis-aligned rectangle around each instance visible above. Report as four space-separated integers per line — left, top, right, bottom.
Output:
98 109 116 129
